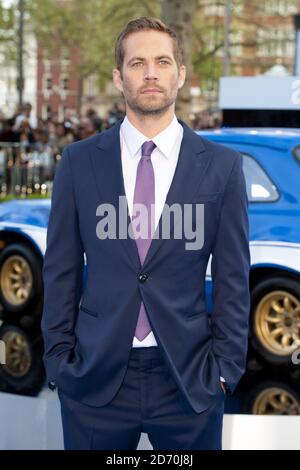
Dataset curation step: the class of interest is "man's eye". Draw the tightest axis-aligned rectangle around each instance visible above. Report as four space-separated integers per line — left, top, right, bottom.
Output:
159 60 169 65
132 62 143 67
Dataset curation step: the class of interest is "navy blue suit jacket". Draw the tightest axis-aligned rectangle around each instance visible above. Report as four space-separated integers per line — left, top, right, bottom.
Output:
41 119 250 413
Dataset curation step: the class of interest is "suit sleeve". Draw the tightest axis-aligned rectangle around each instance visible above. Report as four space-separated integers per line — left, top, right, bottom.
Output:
210 154 250 393
41 146 84 384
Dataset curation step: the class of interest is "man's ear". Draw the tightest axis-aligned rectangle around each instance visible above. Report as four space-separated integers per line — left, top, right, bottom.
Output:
112 68 123 93
178 65 186 90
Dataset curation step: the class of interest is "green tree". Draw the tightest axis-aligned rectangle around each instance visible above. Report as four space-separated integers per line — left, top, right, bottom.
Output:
28 0 160 99
29 0 198 121
0 0 17 65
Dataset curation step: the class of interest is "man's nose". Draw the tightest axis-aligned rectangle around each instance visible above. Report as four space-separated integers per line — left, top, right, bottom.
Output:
144 64 159 80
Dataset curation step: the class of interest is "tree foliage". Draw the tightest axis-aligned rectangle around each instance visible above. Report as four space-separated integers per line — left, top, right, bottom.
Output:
28 0 160 89
0 0 17 64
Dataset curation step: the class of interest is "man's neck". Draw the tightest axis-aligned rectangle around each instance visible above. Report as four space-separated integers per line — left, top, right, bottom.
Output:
125 108 175 138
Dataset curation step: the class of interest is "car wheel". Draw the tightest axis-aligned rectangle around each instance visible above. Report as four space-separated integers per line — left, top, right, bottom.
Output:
243 380 300 415
0 323 45 395
250 276 300 365
0 243 43 318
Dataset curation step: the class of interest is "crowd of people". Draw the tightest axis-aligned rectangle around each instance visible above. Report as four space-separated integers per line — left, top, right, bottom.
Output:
0 102 126 156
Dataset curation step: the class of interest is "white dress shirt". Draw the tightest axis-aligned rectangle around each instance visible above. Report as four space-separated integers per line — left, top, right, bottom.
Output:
120 115 183 348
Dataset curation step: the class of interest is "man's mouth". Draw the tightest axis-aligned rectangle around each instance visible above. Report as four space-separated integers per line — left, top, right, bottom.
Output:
142 88 162 94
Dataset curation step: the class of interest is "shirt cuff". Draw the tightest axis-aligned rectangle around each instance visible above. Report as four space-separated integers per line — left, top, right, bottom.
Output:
48 381 57 391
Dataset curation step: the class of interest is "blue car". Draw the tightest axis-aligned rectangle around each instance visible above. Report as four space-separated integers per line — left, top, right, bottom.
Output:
0 128 299 394
197 128 300 367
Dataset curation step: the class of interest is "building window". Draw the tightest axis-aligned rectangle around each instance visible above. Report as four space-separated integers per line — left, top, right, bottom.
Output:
257 26 294 58
58 105 65 121
264 0 297 16
42 105 47 121
46 77 52 90
61 47 70 61
203 2 225 16
231 29 243 57
84 74 98 97
46 105 52 119
42 104 52 120
61 76 69 90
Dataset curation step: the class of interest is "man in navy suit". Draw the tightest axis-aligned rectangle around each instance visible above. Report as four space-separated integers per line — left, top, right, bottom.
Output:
41 17 250 450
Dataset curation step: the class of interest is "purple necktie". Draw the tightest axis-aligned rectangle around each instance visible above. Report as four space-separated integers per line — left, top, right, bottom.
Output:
133 140 156 340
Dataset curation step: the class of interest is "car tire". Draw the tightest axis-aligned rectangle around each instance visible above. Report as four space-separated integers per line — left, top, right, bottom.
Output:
250 276 300 366
0 323 45 395
242 379 300 415
0 243 43 319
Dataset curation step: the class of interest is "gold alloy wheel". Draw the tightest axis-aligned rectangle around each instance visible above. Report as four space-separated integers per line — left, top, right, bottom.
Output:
254 290 300 356
252 387 300 415
1 330 31 377
0 255 33 306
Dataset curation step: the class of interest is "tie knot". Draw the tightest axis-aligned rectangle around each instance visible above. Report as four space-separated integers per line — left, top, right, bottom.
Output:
141 140 156 159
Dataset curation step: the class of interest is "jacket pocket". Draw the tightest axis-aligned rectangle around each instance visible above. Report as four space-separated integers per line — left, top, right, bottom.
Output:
187 310 208 320
79 305 99 318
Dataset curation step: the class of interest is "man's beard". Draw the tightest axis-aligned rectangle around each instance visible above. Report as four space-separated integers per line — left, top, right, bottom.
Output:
125 92 175 116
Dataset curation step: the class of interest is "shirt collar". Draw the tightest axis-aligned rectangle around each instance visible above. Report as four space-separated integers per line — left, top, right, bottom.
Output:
120 115 182 160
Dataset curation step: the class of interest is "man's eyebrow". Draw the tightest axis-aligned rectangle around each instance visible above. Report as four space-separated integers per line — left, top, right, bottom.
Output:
127 55 173 65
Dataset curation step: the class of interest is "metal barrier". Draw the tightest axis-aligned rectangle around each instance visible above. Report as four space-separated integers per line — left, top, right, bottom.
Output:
0 142 59 198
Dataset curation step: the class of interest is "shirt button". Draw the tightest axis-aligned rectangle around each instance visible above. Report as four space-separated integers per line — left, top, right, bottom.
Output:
138 273 149 283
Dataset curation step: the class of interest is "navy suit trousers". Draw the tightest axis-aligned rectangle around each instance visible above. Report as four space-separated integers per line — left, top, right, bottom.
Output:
58 346 225 450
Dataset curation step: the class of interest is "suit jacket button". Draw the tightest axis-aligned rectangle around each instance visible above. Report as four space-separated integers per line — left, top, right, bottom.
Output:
138 273 148 283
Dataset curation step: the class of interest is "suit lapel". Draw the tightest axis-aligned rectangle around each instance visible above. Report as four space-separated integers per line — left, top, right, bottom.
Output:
90 119 141 269
90 118 211 270
142 120 210 267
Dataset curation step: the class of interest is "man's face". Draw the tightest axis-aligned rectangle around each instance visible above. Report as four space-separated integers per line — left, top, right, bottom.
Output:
23 104 32 117
113 30 186 116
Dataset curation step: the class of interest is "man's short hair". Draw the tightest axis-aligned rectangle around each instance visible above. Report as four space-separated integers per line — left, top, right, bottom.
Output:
115 16 183 73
